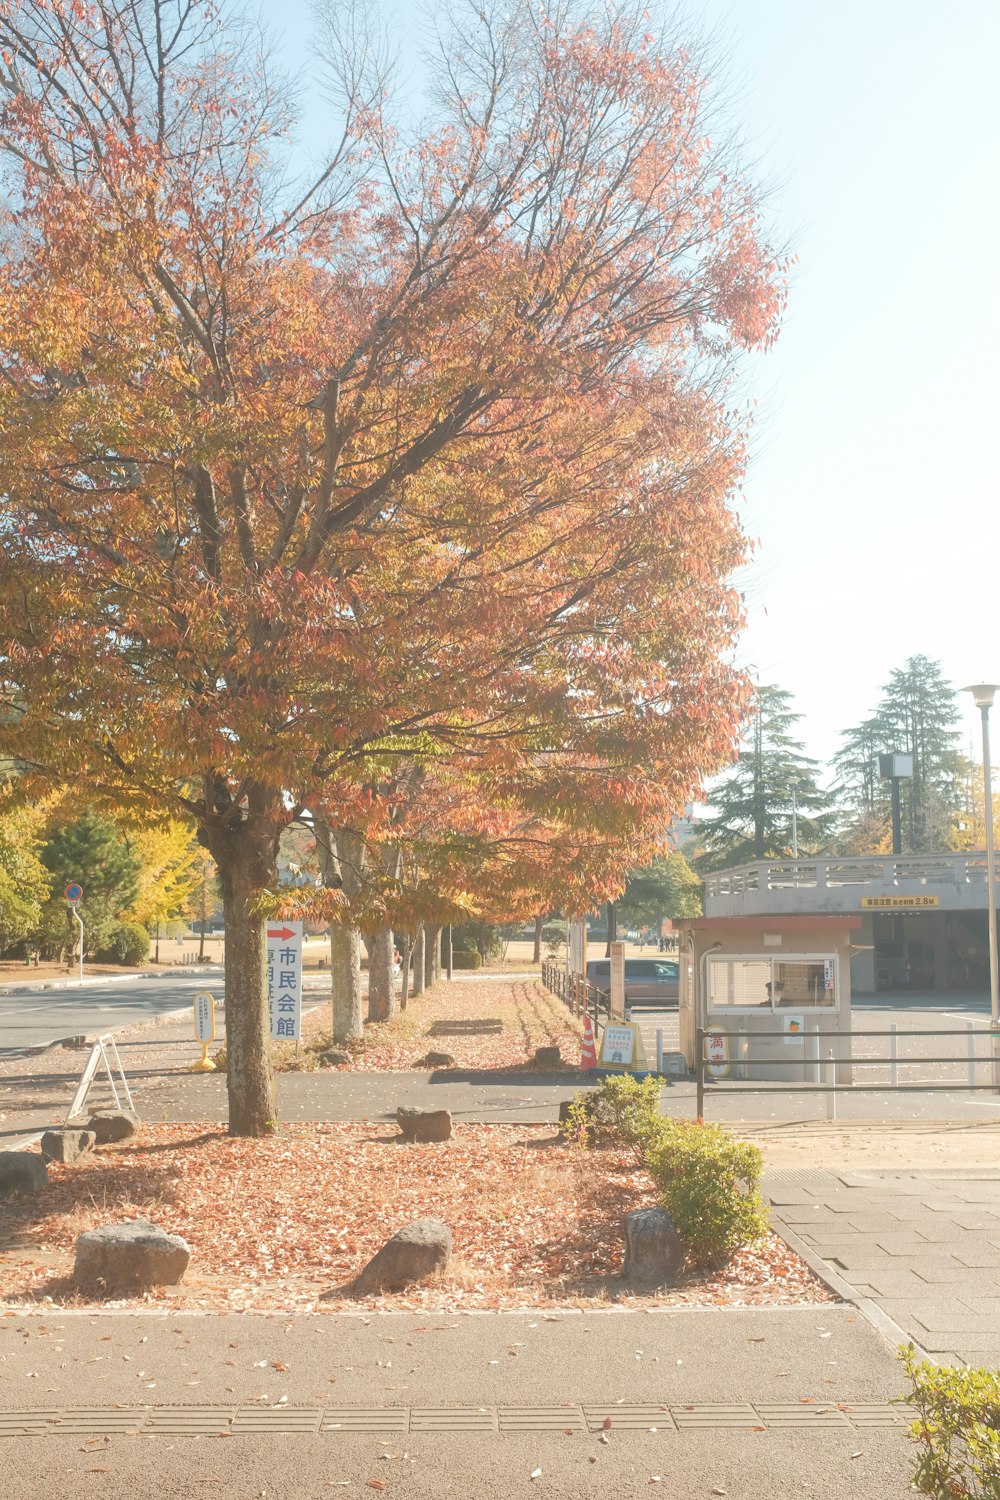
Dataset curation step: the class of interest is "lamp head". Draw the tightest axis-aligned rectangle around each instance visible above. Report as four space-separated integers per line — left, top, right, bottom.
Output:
963 684 1000 710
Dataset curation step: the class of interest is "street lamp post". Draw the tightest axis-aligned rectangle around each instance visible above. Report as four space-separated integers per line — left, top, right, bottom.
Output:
790 776 800 860
963 683 1000 1089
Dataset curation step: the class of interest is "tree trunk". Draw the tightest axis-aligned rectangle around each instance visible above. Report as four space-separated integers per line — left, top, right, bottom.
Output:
367 926 395 1022
424 925 439 989
315 822 367 1044
206 817 279 1138
604 900 617 958
411 926 426 998
331 924 363 1042
399 933 411 1011
532 914 543 964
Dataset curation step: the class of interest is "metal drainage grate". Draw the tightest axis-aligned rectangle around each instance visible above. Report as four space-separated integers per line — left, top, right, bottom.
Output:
499 1407 586 1433
0 1411 60 1436
322 1409 408 1434
231 1408 321 1435
584 1407 675 1432
144 1407 235 1436
753 1404 849 1428
673 1405 759 1430
835 1404 915 1427
0 1400 919 1438
410 1408 498 1433
54 1409 149 1436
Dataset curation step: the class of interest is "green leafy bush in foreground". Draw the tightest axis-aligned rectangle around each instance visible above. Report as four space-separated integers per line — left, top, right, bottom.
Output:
566 1074 768 1270
902 1344 1000 1498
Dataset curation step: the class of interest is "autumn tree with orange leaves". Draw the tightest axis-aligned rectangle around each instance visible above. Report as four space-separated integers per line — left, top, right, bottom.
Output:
0 0 784 1134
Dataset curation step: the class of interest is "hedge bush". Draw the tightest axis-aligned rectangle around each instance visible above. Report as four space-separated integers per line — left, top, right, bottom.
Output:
565 1074 768 1270
451 949 483 970
644 1119 767 1270
902 1344 1000 1498
97 921 150 967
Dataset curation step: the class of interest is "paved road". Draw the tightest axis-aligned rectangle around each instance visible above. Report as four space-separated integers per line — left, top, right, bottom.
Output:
0 972 225 1055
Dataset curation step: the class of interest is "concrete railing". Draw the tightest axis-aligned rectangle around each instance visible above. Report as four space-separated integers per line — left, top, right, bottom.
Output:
704 853 993 916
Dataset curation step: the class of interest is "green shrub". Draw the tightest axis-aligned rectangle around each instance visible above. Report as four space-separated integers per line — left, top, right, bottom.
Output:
565 1076 767 1270
452 949 483 970
98 921 150 967
564 1074 662 1162
902 1344 1000 1498
645 1119 767 1270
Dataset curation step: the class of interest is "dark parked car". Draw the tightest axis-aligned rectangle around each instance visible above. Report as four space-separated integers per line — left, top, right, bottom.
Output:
584 957 679 1007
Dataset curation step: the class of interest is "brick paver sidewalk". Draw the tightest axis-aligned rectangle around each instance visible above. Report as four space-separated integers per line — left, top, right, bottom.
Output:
767 1166 1000 1366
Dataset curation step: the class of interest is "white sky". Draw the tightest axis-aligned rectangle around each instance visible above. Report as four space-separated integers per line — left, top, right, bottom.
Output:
258 0 1000 774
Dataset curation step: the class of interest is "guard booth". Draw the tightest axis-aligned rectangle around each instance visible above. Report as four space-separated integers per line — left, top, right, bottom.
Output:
675 916 861 1083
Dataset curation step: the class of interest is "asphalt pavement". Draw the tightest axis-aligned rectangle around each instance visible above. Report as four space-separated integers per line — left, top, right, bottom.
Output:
0 1306 915 1500
0 972 222 1055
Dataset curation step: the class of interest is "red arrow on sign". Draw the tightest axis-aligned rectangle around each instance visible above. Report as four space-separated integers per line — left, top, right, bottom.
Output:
267 926 296 941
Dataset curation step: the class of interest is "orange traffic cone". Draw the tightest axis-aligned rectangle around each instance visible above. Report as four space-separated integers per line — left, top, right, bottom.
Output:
580 1013 598 1071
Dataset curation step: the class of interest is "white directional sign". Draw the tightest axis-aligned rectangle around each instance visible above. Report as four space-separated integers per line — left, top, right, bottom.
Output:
267 919 303 1041
194 992 216 1043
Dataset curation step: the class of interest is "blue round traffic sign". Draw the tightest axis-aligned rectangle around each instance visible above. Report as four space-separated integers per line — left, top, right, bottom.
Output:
65 883 83 904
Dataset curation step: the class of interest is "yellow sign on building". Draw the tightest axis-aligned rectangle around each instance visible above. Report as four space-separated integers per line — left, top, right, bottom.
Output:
860 896 940 909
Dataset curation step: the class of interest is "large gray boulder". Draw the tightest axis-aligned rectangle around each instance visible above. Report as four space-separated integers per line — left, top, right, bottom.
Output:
416 1050 456 1069
86 1109 140 1144
396 1106 452 1143
0 1152 48 1196
74 1218 191 1290
622 1207 684 1286
353 1219 452 1296
41 1129 97 1165
534 1045 562 1068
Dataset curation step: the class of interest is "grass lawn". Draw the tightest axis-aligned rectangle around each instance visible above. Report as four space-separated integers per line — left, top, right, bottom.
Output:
0 1124 830 1313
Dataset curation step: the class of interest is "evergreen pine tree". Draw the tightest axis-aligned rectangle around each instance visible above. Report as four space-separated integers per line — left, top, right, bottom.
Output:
695 686 832 871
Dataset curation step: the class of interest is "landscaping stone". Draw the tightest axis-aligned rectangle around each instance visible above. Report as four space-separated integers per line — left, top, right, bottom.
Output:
558 1095 596 1126
396 1106 452 1142
352 1218 452 1295
534 1045 562 1067
622 1206 684 1286
417 1050 456 1069
86 1109 140 1144
0 1151 48 1196
73 1218 191 1289
318 1050 352 1068
40 1128 97 1165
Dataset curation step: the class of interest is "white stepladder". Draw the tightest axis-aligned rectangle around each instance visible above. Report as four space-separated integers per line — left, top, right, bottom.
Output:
65 1033 134 1123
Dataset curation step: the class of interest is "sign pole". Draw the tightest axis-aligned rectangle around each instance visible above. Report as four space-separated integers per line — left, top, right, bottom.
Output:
73 908 84 983
65 885 85 983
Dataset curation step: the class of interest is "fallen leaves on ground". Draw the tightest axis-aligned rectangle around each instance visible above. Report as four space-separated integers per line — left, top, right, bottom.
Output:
0 1123 831 1313
301 978 583 1072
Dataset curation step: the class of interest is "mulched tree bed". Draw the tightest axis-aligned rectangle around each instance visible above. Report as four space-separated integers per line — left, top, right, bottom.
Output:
0 1123 831 1312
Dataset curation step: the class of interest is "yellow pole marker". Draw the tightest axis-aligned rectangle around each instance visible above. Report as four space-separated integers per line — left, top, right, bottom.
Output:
191 991 217 1072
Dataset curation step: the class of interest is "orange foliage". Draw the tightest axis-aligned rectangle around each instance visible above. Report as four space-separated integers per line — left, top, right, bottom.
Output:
0 0 785 1124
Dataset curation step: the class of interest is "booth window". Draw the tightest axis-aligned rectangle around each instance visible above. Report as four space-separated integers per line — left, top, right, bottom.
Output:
708 955 837 1012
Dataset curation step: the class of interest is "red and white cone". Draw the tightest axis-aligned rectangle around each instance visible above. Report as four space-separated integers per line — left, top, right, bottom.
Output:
580 1013 598 1070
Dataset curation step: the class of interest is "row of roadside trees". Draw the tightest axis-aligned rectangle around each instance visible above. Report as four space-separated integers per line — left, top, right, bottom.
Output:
0 0 785 1133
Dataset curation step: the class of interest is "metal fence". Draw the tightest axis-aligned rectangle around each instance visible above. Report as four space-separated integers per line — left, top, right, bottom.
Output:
695 1024 1000 1120
540 960 609 1038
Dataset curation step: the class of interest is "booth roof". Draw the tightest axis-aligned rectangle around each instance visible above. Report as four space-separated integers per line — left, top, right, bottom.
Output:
675 914 864 932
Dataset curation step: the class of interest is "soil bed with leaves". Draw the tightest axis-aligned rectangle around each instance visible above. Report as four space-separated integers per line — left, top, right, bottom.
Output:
0 1123 831 1312
287 977 584 1073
